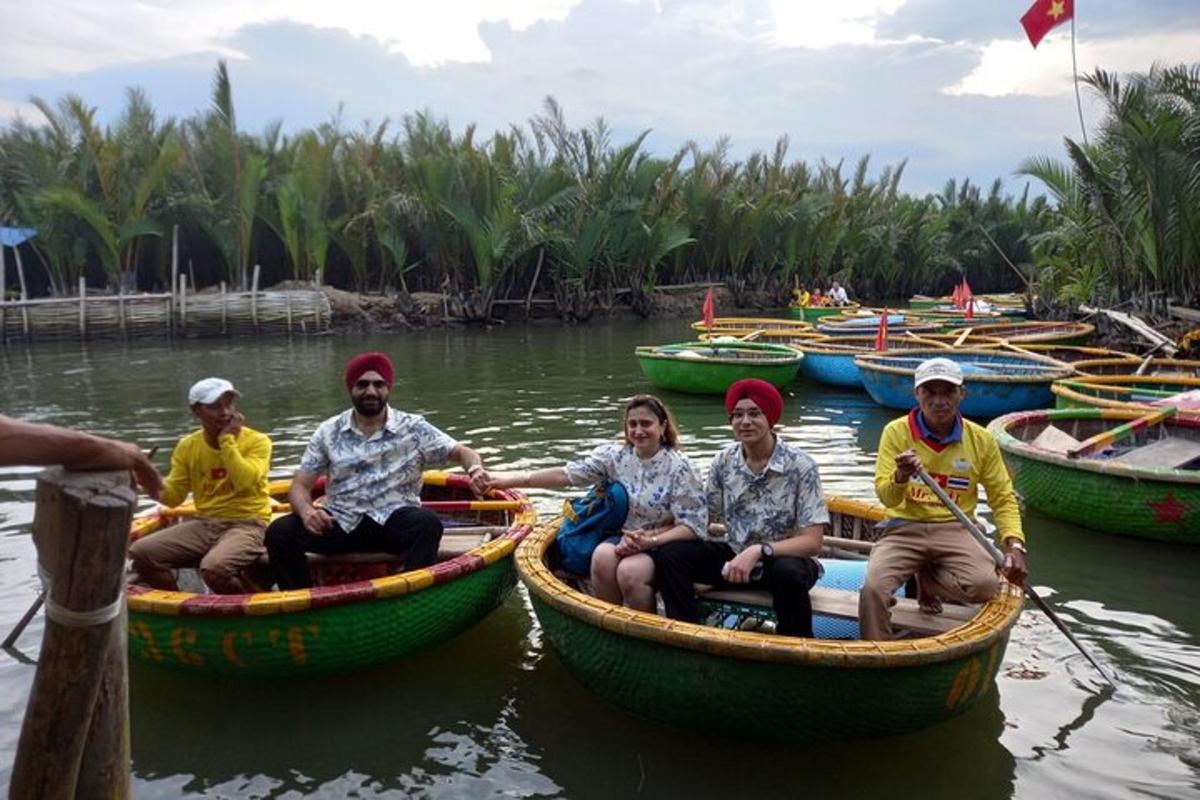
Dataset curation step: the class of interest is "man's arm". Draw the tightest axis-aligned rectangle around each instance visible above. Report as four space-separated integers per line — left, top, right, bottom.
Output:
874 424 911 508
219 426 271 491
288 469 332 535
448 443 489 494
0 414 162 498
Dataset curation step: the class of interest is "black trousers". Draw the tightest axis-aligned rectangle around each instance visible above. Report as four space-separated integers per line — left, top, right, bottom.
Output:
652 539 821 637
265 506 443 590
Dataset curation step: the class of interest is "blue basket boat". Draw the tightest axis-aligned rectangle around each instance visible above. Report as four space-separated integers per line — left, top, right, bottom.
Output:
793 335 998 389
854 347 1077 418
816 314 942 338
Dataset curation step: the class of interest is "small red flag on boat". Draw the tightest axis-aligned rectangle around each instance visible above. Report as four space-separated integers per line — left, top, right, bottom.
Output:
701 286 715 332
951 282 962 308
965 297 975 320
961 277 973 302
1021 0 1073 49
874 309 889 351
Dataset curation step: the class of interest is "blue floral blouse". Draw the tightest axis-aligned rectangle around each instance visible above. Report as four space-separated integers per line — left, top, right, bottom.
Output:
564 442 707 537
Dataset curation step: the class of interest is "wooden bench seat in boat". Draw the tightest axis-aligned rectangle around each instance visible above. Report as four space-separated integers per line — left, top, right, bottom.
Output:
1112 436 1200 469
696 586 978 636
1029 424 1083 454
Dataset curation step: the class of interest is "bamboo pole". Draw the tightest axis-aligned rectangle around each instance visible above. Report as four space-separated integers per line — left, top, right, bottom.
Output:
285 289 293 334
251 264 260 332
220 281 227 334
117 284 125 334
526 248 544 317
14 243 30 337
2 244 8 343
169 226 178 336
178 273 187 333
78 277 87 337
9 468 134 799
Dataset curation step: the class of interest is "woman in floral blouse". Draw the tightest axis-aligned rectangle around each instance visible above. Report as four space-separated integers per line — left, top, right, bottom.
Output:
488 395 706 612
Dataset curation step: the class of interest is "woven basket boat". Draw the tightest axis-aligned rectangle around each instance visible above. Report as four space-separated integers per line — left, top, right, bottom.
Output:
1052 375 1200 418
1004 344 1139 365
989 408 1200 542
967 321 1095 345
689 317 812 336
909 293 1027 311
855 347 1078 418
635 341 803 394
816 315 943 338
794 334 1002 389
1071 358 1200 378
126 471 536 676
787 303 860 322
514 496 1023 740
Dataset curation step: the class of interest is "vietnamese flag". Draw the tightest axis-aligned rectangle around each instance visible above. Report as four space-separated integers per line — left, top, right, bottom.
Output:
1021 0 1073 48
701 286 715 332
874 309 889 351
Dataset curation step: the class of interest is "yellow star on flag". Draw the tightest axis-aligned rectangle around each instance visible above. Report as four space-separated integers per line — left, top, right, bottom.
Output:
1048 0 1066 20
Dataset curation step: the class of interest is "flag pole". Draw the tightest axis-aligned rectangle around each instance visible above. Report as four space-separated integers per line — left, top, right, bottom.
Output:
1070 11 1089 147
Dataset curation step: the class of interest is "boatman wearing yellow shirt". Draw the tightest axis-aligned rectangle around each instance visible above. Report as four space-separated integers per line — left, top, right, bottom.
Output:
859 357 1028 640
128 377 272 594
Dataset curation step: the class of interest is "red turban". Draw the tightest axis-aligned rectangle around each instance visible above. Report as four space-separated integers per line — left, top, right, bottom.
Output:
725 379 784 426
344 352 394 391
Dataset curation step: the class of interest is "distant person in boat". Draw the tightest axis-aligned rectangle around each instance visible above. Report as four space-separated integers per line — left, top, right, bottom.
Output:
829 280 849 306
487 394 706 612
792 284 811 307
265 352 489 590
858 357 1028 640
810 289 826 307
652 379 827 637
128 378 272 594
0 413 162 497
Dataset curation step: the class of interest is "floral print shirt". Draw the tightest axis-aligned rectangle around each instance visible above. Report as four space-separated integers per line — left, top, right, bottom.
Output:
707 438 829 553
299 406 456 532
564 442 707 537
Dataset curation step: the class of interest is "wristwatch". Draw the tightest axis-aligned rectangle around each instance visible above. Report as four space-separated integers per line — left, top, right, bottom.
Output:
760 542 775 560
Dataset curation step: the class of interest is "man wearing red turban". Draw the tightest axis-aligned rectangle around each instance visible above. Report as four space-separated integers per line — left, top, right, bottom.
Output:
652 379 829 637
265 351 490 589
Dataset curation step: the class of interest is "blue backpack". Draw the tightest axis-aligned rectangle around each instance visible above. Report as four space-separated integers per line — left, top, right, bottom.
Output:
556 481 629 576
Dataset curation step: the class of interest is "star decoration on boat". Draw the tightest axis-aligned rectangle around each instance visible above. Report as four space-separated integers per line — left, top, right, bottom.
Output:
1147 492 1187 524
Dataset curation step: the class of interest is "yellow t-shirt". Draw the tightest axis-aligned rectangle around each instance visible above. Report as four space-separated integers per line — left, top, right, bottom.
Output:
160 427 272 522
874 411 1024 544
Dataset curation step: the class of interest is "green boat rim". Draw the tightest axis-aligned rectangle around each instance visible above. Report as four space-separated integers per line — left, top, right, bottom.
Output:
127 470 537 618
988 407 1200 485
514 495 1024 670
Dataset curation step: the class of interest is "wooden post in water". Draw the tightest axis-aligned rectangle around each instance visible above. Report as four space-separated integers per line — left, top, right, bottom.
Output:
9 468 134 800
179 273 187 334
78 277 87 338
169 225 178 336
251 264 261 333
220 280 227 334
1 244 8 343
14 243 30 338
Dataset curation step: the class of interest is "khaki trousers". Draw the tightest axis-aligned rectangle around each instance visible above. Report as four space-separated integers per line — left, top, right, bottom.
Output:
858 520 999 641
129 517 267 594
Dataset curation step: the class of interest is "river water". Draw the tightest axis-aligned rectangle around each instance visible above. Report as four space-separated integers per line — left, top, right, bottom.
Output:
1 319 1198 799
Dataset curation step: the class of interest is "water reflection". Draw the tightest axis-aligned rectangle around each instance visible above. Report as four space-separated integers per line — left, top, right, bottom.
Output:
0 321 1198 798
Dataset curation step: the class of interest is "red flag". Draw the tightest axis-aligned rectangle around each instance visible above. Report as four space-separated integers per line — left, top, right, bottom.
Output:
961 277 973 301
965 297 975 320
701 287 715 331
951 282 962 308
874 309 889 351
1021 0 1072 49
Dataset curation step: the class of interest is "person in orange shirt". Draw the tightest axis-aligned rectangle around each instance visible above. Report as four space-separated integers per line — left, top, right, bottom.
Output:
128 378 272 593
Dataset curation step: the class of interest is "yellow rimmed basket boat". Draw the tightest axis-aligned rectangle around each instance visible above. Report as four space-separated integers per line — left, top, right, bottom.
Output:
1002 344 1139 365
515 497 1023 741
126 471 536 677
1052 374 1200 418
1071 357 1200 378
690 317 812 337
968 320 1095 345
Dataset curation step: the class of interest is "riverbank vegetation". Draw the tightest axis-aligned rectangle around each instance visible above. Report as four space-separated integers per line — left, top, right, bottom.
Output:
0 61 1194 320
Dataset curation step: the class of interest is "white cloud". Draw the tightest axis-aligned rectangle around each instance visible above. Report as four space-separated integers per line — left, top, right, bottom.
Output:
1 0 583 79
0 98 46 124
945 27 1200 97
768 0 907 48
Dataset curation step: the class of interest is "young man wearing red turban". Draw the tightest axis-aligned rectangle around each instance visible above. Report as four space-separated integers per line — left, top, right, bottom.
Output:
265 352 490 589
652 379 828 637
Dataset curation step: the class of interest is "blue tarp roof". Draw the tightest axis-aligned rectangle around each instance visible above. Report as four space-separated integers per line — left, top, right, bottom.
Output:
0 227 37 247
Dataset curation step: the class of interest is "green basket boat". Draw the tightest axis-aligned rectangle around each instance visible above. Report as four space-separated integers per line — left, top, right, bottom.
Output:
636 341 803 394
126 471 536 677
787 303 861 322
1052 374 1200 418
515 496 1023 741
1071 357 1200 378
989 408 1200 542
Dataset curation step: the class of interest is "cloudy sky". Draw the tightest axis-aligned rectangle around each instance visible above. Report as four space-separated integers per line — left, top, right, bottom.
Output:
2 0 1198 193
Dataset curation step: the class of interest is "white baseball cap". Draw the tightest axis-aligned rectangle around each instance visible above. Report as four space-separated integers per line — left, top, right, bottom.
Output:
913 358 964 389
188 377 240 405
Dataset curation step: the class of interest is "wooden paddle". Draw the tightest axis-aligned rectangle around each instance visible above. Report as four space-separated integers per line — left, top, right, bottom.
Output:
1066 406 1178 459
914 466 1116 686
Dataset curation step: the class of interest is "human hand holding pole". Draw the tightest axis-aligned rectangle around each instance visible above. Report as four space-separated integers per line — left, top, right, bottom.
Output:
913 465 1115 686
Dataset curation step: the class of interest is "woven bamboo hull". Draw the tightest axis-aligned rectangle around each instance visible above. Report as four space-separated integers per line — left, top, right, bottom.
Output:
800 350 866 388
126 472 535 676
969 321 1094 345
1052 375 1200 418
516 505 1022 741
636 343 802 394
989 409 1200 542
856 348 1075 418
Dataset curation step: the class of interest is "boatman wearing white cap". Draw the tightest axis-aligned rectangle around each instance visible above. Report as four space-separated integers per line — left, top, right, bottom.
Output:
858 357 1028 640
128 377 273 594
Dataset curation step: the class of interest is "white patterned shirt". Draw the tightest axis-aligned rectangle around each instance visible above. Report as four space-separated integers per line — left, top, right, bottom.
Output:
299 406 456 532
707 438 829 553
564 443 707 537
